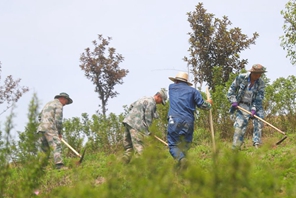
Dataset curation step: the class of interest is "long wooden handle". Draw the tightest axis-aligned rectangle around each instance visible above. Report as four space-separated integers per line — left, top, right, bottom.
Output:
153 135 168 146
206 87 216 152
237 106 286 135
61 138 81 157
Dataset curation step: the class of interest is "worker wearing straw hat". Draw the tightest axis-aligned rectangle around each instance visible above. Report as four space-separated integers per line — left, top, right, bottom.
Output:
167 72 212 169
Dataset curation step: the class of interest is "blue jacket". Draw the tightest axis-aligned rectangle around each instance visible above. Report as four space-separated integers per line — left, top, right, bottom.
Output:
168 82 211 122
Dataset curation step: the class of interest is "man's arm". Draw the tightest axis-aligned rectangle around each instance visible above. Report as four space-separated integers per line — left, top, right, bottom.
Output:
227 76 240 103
253 79 265 111
142 99 156 132
55 105 63 135
199 100 212 110
194 89 211 110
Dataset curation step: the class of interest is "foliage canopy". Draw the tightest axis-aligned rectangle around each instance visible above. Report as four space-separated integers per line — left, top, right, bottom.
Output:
80 35 129 116
281 0 296 65
184 3 259 90
0 62 29 115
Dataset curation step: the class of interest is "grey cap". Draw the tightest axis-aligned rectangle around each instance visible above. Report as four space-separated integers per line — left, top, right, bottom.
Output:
159 88 168 105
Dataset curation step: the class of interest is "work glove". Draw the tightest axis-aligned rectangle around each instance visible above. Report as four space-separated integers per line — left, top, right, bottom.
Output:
231 102 238 109
229 102 238 114
206 99 213 106
251 110 256 117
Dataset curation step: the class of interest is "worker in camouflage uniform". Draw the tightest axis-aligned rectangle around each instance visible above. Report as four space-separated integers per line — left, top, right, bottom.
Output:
167 72 212 169
122 88 167 164
37 92 73 169
227 64 266 149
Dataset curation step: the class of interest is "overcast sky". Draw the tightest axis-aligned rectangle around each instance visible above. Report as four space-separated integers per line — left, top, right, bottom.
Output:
0 0 294 138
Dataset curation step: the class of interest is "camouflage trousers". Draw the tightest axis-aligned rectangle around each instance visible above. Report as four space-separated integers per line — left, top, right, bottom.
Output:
37 130 63 165
122 124 146 163
232 104 264 149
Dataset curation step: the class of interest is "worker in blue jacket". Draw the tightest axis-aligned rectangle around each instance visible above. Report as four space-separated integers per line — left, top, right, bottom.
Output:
167 72 212 168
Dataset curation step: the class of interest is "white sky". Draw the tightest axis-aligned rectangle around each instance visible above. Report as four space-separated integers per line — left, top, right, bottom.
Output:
0 0 294 138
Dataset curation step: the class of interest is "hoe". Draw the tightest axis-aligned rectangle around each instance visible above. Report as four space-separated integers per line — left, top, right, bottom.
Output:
237 106 287 146
61 138 86 164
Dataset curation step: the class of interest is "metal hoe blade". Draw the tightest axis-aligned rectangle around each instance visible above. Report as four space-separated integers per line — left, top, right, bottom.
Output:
61 138 86 165
78 149 86 164
275 136 287 146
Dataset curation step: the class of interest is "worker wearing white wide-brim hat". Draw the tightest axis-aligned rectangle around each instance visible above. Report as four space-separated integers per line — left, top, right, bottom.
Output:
167 72 212 169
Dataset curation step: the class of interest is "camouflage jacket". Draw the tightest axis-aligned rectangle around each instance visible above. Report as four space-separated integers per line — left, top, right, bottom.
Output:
227 72 265 112
123 96 159 135
37 99 63 134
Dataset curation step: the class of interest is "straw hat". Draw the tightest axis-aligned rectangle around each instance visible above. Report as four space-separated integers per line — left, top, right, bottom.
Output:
248 64 267 73
169 72 193 86
54 92 73 105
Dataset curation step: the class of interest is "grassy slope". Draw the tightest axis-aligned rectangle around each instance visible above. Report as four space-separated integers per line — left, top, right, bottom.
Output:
7 134 296 198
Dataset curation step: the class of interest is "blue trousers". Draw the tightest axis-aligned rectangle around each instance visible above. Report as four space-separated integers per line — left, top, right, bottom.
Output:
167 116 194 161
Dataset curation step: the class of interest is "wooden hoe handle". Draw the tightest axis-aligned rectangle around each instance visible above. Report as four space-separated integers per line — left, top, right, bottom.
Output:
153 135 168 146
237 106 286 135
61 138 82 157
206 87 216 152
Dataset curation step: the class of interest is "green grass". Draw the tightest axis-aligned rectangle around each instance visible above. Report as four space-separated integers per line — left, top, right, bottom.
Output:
5 134 296 198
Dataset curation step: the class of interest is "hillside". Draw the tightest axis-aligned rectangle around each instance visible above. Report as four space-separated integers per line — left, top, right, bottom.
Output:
4 134 296 198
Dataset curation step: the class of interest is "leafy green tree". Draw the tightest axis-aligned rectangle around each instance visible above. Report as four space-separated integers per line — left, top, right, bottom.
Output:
0 62 29 115
264 75 296 131
189 66 236 142
280 0 296 65
84 113 124 153
62 116 85 157
184 3 259 90
63 112 125 154
150 101 169 141
80 35 129 117
0 110 15 196
13 93 40 162
6 94 48 197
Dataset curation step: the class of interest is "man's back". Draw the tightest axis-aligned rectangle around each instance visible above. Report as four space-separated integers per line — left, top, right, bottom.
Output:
168 82 204 121
123 96 156 133
38 99 63 132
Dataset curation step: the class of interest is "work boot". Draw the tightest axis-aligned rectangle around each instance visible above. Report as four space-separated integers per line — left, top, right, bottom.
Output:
232 145 242 150
177 158 188 171
122 148 133 164
121 155 131 164
253 142 260 149
56 163 68 170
